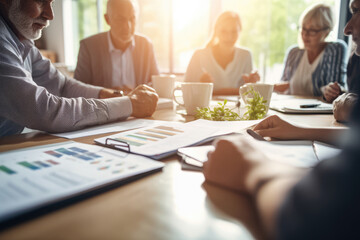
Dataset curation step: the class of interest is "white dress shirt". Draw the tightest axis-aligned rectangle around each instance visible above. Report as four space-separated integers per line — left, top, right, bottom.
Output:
108 32 136 89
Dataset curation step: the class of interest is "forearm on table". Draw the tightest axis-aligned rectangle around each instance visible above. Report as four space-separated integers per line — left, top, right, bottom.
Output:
296 127 347 147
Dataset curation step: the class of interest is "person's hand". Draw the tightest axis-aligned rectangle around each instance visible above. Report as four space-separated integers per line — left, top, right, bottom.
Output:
273 82 290 93
199 72 214 83
128 84 158 118
203 135 266 193
253 115 303 140
114 86 133 95
243 71 260 83
333 93 358 123
323 82 341 103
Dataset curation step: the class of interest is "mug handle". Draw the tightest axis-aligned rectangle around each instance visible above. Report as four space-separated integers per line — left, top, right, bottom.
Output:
173 86 185 107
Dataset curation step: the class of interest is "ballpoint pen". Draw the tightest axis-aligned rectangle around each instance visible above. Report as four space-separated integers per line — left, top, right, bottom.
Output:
300 103 321 108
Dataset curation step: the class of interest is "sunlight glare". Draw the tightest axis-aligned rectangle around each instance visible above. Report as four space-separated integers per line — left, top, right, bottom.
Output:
173 0 209 32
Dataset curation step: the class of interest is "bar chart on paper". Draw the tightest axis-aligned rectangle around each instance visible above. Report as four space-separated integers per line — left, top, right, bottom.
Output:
95 122 220 159
0 141 164 225
113 126 184 147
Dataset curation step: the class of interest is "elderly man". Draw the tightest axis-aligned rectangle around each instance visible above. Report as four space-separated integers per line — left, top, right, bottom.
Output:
0 0 158 137
203 0 360 238
74 0 159 94
332 53 360 122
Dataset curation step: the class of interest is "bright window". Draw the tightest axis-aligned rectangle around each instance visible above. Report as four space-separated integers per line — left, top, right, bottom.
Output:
69 0 340 82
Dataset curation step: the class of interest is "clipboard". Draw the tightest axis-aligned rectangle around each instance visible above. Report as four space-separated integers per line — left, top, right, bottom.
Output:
0 141 164 229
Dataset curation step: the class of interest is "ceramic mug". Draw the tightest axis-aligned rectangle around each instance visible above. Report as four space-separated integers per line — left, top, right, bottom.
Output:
173 83 213 115
239 83 274 114
152 74 176 99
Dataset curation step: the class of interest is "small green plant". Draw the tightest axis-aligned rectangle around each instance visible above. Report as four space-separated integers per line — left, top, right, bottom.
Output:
195 99 240 121
242 87 267 120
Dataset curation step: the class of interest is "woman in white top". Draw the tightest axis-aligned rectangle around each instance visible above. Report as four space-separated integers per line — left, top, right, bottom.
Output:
185 11 260 95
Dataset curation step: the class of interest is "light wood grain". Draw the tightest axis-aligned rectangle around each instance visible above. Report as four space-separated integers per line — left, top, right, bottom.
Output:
0 97 342 240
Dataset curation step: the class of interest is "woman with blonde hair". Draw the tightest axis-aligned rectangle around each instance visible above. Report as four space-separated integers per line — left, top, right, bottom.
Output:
185 11 259 95
275 4 347 101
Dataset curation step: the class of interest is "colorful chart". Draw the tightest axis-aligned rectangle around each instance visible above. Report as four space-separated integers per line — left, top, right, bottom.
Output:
47 159 59 165
0 165 16 175
18 161 40 170
44 147 103 161
114 125 184 147
44 150 62 158
34 161 51 168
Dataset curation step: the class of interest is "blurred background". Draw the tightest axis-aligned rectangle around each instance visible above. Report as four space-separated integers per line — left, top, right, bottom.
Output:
39 0 343 83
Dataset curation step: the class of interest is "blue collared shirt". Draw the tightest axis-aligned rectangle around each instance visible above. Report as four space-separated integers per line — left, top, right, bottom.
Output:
0 15 132 137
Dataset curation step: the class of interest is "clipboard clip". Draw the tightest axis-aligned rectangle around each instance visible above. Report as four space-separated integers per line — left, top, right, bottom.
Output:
105 138 131 152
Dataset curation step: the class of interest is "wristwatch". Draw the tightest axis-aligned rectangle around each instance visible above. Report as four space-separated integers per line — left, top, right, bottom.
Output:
113 90 124 97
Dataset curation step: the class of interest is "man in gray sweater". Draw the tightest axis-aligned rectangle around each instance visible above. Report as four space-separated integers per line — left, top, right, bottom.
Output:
0 0 158 137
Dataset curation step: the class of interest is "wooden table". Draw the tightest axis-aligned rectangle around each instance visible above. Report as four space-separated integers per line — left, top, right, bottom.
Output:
0 99 344 240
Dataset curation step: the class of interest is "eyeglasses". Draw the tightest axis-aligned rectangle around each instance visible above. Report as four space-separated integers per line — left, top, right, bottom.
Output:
299 27 329 36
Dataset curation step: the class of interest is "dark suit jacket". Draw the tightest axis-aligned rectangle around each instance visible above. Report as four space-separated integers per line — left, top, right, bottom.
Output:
347 53 360 93
74 32 159 88
277 86 360 239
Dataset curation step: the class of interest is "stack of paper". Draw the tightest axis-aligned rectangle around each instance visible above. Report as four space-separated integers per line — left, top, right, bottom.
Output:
0 141 164 226
270 98 333 113
95 120 261 159
178 138 342 171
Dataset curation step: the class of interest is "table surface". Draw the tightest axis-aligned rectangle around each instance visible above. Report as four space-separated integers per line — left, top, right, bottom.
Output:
0 97 344 240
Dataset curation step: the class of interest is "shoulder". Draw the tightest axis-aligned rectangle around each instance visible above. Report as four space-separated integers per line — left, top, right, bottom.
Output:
286 45 302 56
325 40 347 53
0 30 30 66
235 46 251 54
134 33 154 46
80 32 108 46
190 48 210 59
283 45 303 63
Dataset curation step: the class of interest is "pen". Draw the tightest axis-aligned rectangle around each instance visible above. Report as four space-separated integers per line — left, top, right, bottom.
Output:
247 129 266 141
300 103 321 108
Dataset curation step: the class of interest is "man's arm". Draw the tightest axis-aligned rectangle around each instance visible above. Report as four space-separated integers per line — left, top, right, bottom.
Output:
203 135 308 239
203 131 360 239
0 46 157 133
31 47 102 99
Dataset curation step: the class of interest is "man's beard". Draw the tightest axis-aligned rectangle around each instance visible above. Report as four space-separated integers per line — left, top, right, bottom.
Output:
8 0 49 40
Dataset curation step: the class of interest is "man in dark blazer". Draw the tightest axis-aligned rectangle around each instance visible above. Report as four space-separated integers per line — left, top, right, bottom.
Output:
74 0 159 94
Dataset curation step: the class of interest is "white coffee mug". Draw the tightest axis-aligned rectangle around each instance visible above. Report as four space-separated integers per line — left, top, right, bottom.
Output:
239 83 274 113
152 74 176 99
173 83 213 115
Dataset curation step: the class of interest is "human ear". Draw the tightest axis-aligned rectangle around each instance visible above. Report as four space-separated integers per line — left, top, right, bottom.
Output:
104 13 111 26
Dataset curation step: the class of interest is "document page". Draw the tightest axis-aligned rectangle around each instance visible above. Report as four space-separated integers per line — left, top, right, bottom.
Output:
95 122 220 159
185 119 261 137
0 142 164 224
52 119 169 139
313 141 342 161
178 139 319 169
271 98 333 113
